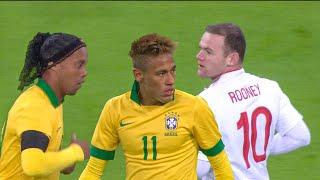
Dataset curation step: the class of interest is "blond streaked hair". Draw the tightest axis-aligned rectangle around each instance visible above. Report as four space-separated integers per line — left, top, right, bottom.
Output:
129 33 176 71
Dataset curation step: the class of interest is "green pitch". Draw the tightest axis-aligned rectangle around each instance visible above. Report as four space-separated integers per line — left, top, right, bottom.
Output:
0 2 318 179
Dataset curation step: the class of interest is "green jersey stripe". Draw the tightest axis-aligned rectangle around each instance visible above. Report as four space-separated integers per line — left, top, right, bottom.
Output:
90 145 115 160
200 139 225 157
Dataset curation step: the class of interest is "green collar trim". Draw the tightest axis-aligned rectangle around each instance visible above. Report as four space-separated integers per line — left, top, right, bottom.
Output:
129 80 176 105
36 79 61 108
130 80 141 105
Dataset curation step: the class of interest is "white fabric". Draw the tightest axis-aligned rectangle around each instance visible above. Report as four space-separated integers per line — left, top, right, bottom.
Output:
197 69 310 180
197 160 212 180
270 120 310 155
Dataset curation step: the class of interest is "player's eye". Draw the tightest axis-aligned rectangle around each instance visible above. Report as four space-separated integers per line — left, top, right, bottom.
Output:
77 60 86 69
171 69 176 75
156 70 168 77
206 50 212 55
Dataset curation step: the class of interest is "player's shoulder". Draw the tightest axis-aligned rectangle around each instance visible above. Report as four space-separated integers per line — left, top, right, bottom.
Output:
198 87 211 99
9 85 54 120
103 91 132 108
12 85 51 110
246 72 281 90
175 89 195 100
175 89 207 105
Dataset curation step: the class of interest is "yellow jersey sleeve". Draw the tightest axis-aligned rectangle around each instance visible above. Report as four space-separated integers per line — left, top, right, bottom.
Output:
90 99 118 160
21 144 84 177
80 156 108 180
193 96 224 157
208 151 234 179
14 102 53 138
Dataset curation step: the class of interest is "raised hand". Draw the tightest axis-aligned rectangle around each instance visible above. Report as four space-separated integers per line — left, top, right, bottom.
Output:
70 133 90 160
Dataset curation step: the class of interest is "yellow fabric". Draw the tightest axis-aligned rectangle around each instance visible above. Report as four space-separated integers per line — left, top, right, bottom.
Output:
79 156 107 180
21 144 83 177
208 151 234 180
90 90 223 180
0 85 64 180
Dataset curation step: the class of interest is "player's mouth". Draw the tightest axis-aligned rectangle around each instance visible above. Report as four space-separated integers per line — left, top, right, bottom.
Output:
77 80 85 86
198 64 205 68
164 88 174 96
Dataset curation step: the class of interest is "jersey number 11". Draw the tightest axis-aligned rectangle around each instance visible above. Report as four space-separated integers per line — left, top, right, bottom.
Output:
142 136 157 160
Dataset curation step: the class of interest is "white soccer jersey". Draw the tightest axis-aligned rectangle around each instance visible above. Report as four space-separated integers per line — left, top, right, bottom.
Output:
198 69 303 180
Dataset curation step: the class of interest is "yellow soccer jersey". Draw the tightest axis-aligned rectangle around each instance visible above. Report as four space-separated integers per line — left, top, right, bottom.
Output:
0 79 63 180
90 81 224 180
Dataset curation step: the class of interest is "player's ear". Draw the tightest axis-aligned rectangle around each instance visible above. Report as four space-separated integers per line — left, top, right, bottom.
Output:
44 61 59 74
226 52 240 66
133 68 143 82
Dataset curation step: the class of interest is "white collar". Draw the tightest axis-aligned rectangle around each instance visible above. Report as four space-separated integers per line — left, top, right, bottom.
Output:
210 68 245 86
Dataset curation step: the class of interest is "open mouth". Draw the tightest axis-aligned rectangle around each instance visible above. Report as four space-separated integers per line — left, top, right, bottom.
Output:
164 89 174 96
77 81 85 87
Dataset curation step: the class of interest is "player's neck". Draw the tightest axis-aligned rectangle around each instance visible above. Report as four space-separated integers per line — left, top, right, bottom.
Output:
211 66 242 82
138 89 164 106
42 75 64 103
224 66 242 74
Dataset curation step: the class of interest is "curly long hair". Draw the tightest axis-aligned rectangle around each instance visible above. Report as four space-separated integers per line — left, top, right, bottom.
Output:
18 32 86 90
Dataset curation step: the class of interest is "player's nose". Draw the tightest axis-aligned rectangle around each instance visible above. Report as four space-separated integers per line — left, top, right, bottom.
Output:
196 51 204 61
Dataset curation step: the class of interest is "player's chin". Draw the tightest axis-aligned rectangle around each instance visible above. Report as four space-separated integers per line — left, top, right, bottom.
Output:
67 91 77 96
161 95 174 104
197 70 207 78
67 86 81 96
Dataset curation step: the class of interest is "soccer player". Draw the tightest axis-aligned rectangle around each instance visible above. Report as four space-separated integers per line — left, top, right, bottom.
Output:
196 23 311 180
0 32 90 179
80 33 233 180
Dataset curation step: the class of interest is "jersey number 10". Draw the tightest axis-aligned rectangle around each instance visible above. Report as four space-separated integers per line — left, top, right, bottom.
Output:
237 106 272 169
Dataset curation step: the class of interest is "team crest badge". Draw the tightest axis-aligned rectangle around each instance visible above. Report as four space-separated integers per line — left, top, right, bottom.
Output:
164 112 179 136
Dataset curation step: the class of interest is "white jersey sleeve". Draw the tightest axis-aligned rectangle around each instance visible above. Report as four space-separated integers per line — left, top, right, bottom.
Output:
275 83 302 135
270 118 310 155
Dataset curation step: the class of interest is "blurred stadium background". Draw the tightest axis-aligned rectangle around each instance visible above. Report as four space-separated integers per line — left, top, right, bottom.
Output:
0 2 318 179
